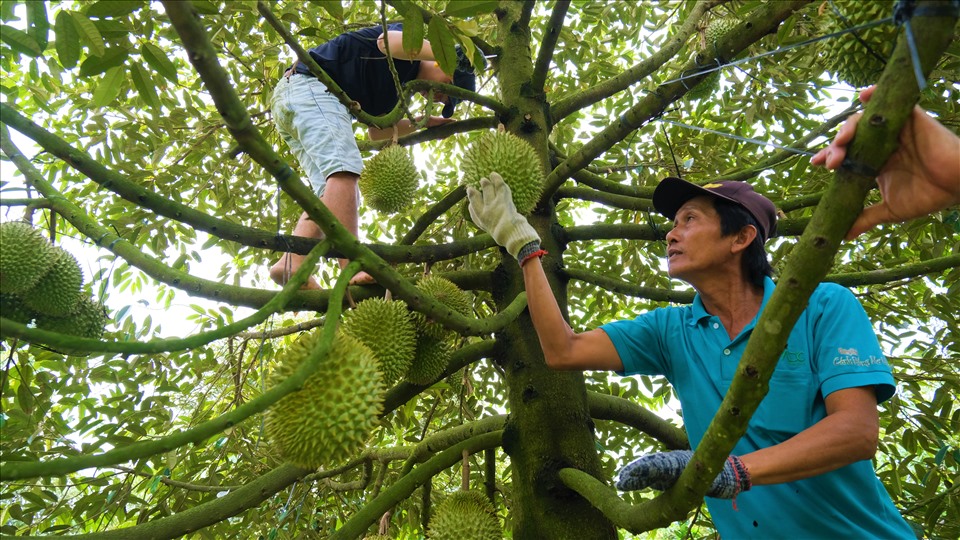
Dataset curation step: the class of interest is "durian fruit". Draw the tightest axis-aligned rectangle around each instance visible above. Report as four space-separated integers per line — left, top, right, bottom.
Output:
0 221 58 295
22 247 83 316
461 130 545 215
818 1 897 88
404 334 451 386
358 145 419 213
684 71 720 101
427 490 501 540
341 298 417 386
0 293 38 325
704 17 739 48
686 18 739 101
411 275 472 339
264 331 385 469
446 368 465 396
35 296 108 340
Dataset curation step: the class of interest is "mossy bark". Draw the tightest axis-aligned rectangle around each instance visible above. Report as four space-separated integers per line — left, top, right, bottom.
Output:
491 2 617 538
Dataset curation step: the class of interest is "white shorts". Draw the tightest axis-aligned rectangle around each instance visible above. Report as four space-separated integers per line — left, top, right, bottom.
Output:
270 74 364 196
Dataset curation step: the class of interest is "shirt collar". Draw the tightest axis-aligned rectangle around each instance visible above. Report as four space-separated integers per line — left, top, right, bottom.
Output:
688 276 776 327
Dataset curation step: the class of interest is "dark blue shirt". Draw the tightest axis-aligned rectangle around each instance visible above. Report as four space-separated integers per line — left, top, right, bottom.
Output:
299 24 420 116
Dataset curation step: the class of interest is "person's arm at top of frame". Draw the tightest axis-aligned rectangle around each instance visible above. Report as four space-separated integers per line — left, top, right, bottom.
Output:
377 30 440 61
466 173 624 372
811 85 960 239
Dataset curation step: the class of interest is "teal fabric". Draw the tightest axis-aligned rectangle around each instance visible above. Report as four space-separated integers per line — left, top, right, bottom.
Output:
601 277 913 539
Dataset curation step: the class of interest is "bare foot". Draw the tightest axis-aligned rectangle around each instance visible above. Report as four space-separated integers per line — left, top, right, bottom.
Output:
348 271 376 286
270 253 322 290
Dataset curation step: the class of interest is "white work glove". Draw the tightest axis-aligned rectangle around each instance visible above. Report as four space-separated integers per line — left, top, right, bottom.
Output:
466 173 541 263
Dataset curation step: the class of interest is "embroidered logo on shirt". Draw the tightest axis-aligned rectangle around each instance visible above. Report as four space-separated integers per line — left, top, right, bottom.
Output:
779 350 806 367
832 347 887 367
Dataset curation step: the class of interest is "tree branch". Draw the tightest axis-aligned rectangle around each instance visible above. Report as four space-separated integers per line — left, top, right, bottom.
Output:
556 186 655 211
329 431 503 540
544 1 810 198
531 1 570 94
382 339 498 414
399 415 508 476
825 254 960 287
663 1 956 523
0 102 315 257
4 464 308 539
0 261 358 481
400 185 467 245
563 268 695 304
551 0 717 121
586 391 688 450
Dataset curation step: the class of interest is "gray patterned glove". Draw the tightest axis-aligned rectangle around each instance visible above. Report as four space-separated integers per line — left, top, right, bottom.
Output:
615 450 752 499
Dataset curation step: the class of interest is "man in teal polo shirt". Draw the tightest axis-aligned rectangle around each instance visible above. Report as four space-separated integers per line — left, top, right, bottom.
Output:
466 173 914 538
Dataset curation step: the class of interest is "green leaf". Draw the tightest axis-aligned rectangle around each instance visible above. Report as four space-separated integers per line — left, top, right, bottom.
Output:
401 10 424 57
78 47 128 77
192 0 220 15
54 11 81 68
130 63 159 109
141 42 177 83
443 0 498 18
0 25 42 57
26 0 49 50
308 0 343 20
91 66 126 107
69 11 105 57
16 382 34 415
426 17 457 76
86 0 144 18
148 474 162 493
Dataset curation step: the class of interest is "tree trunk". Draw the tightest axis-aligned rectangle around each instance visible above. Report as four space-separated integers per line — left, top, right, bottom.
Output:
492 2 616 538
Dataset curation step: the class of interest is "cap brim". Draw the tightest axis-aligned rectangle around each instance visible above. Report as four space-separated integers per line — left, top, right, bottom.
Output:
653 177 737 219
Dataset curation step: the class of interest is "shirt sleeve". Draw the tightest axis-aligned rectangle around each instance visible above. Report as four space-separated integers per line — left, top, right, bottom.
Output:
811 284 896 403
600 308 672 379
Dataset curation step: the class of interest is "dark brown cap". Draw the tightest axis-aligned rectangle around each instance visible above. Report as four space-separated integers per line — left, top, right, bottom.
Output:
653 177 778 242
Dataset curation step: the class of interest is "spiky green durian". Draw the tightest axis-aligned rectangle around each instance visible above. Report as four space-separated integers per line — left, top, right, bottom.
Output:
404 334 451 386
0 293 38 325
427 490 501 540
686 17 739 101
0 221 58 295
341 298 417 386
704 17 739 46
34 297 108 355
461 131 545 215
359 145 419 213
818 1 897 88
684 70 720 101
446 368 465 396
264 331 385 469
22 247 83 316
412 275 472 339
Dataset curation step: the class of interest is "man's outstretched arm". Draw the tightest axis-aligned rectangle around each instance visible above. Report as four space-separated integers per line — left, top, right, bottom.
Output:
467 173 624 372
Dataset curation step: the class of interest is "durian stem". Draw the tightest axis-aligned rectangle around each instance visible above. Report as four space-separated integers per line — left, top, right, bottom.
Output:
461 449 470 490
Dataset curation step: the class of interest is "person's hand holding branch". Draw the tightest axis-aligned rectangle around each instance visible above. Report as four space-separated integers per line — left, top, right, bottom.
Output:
811 86 960 239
